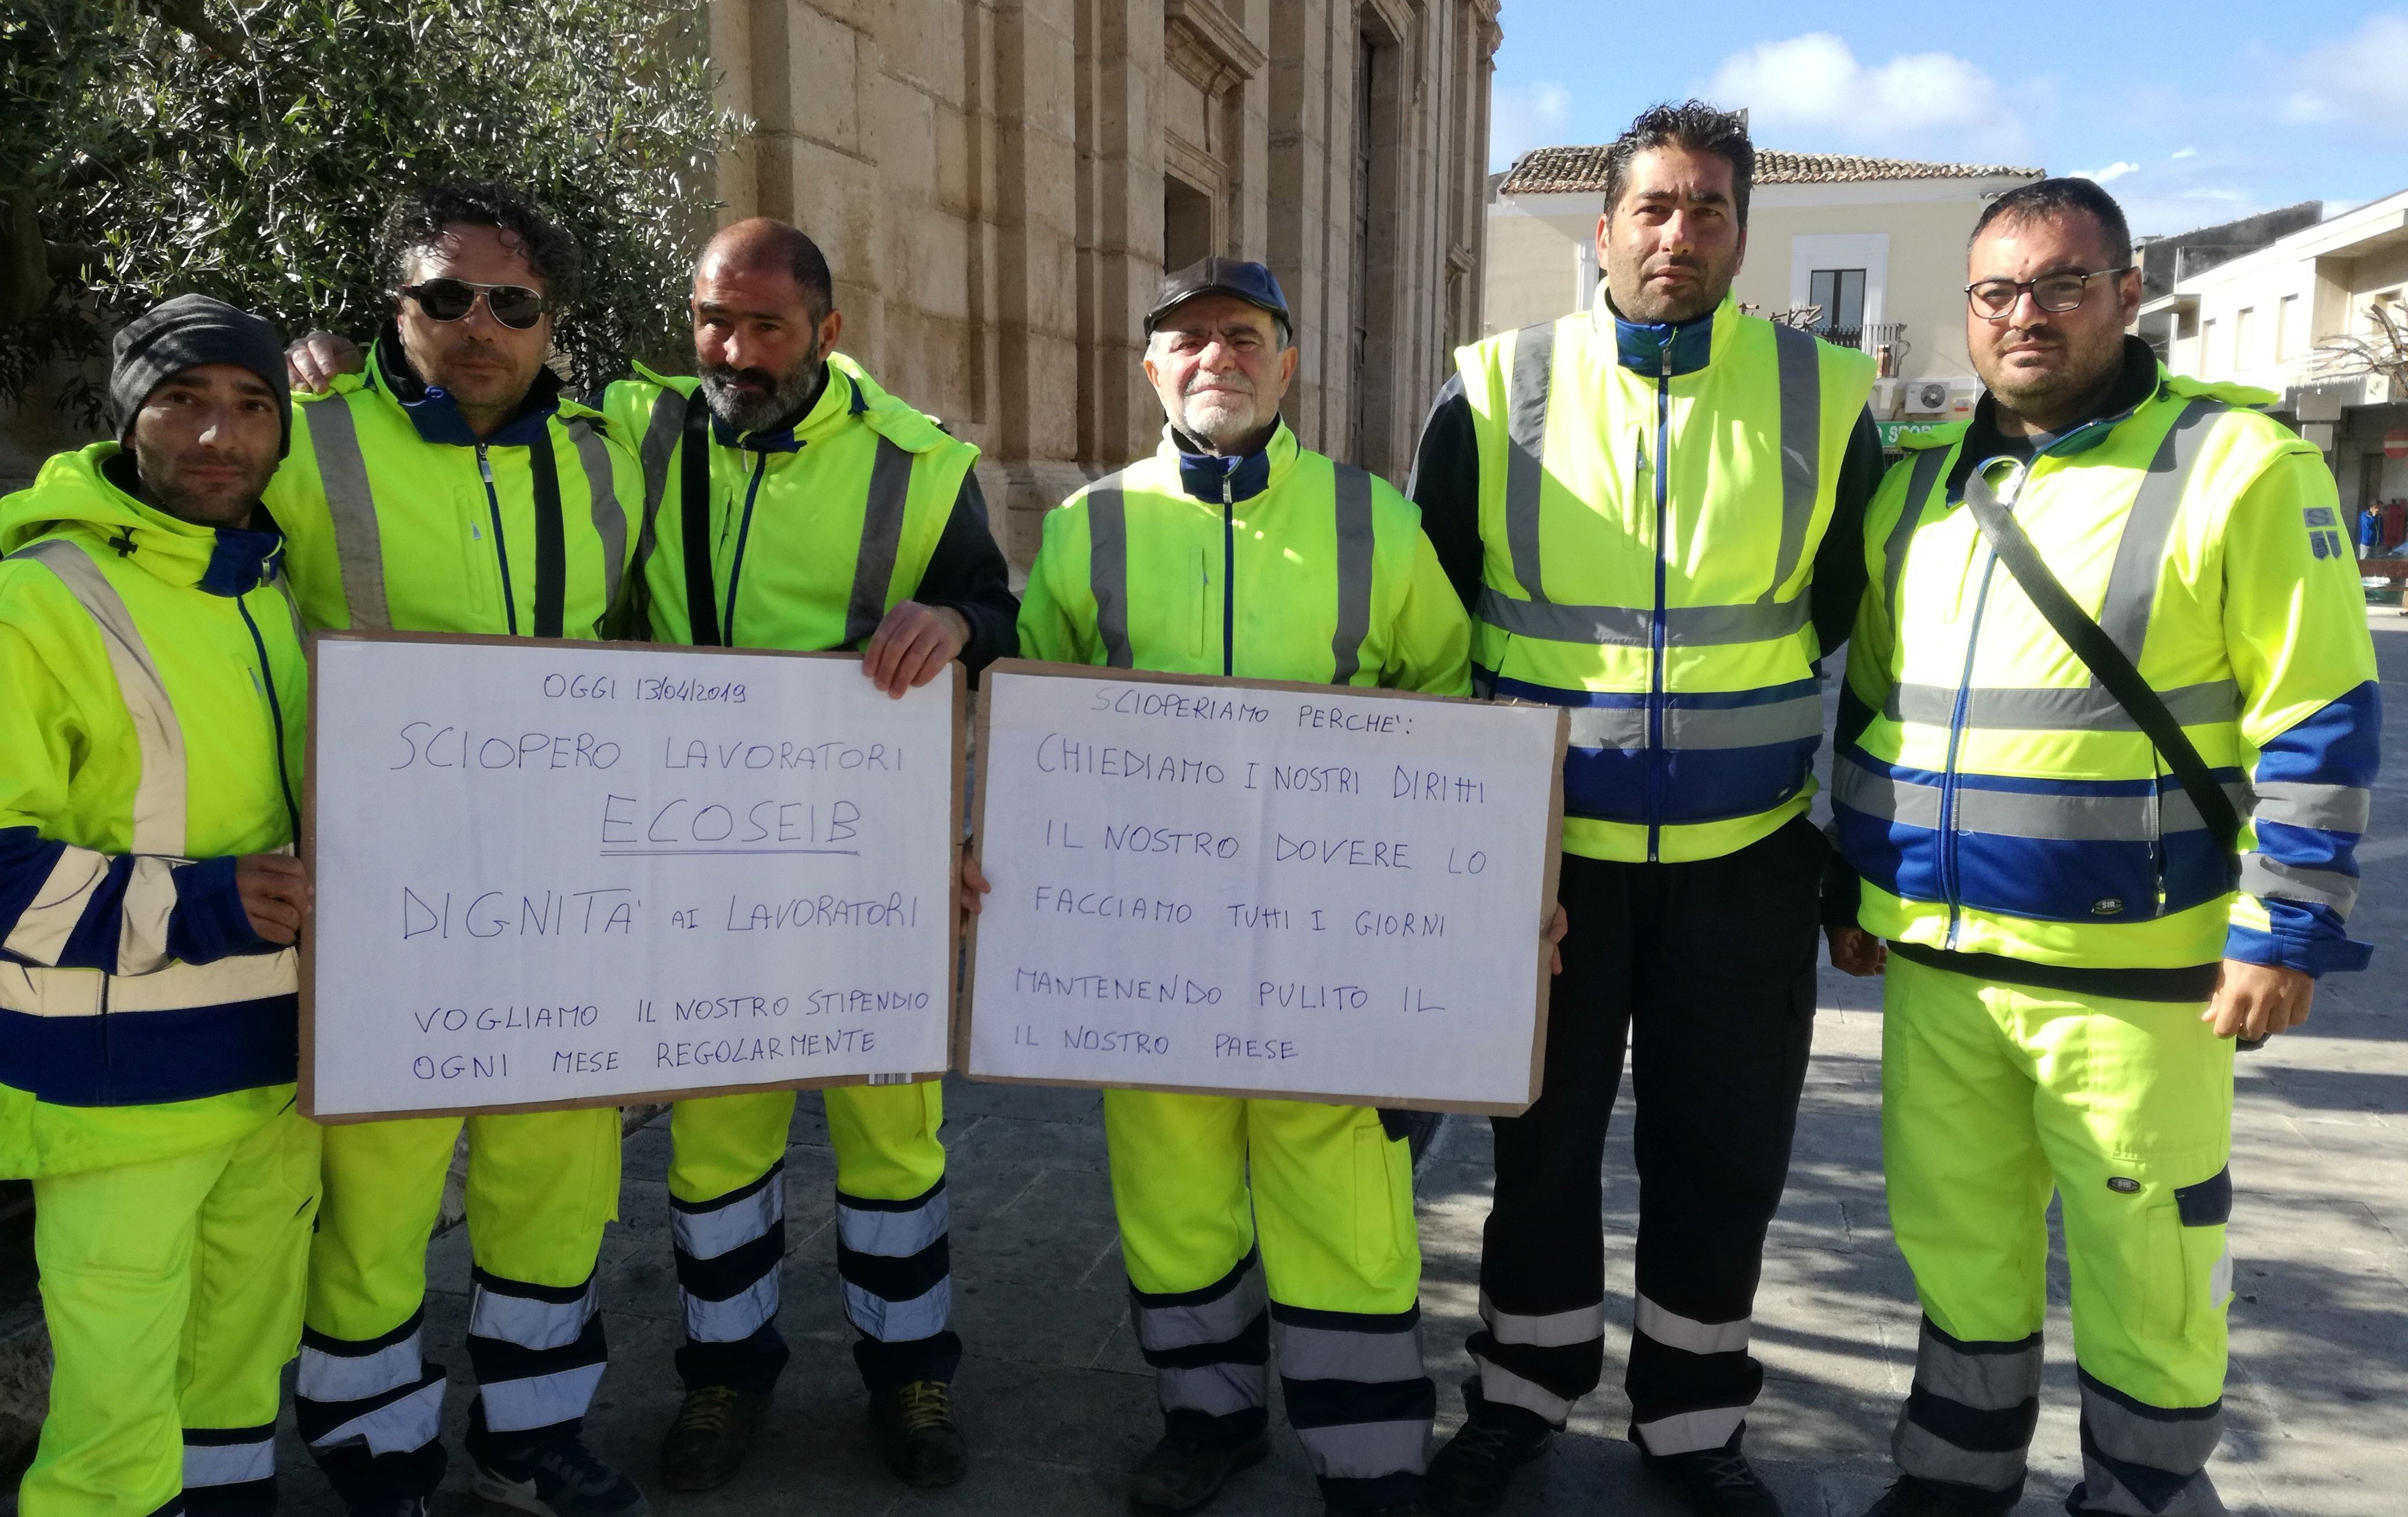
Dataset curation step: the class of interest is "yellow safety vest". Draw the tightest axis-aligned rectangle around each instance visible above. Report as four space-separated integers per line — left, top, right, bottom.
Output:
1837 368 2381 969
609 355 976 649
1019 422 1470 694
268 338 639 637
1456 295 1876 863
0 445 306 1177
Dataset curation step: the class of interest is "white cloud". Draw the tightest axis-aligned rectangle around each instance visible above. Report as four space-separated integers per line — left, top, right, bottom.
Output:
2069 149 2271 239
1700 33 2033 163
2077 161 2141 184
1490 82 1573 171
2281 13 2408 125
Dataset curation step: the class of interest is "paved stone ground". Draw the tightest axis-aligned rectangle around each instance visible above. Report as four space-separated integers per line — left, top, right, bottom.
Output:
14 618 2405 1517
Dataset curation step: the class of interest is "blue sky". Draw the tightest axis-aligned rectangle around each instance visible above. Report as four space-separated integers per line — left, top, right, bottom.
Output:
1487 3 2408 236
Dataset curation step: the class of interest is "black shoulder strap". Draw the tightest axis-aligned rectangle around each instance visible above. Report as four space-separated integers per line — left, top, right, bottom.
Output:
1959 467 2241 871
528 431 567 639
679 387 721 647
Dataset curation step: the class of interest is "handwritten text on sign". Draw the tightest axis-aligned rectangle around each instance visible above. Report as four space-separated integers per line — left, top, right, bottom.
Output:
306 635 957 1119
966 666 1564 1112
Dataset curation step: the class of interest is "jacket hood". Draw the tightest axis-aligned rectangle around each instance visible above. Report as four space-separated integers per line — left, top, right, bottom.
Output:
0 443 285 595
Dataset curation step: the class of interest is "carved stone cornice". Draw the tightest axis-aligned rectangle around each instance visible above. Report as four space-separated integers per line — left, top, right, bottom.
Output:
1163 0 1266 97
1359 0 1412 48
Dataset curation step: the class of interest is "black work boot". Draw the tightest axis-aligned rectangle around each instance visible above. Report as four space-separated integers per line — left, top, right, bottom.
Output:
1424 1382 1553 1516
1640 1428 1782 1516
1128 1419 1270 1513
657 1384 774 1492
1858 1476 2007 1516
872 1379 969 1487
471 1432 650 1516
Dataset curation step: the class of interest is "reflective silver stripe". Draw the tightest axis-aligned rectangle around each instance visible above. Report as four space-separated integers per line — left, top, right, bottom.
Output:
1293 1419 1431 1480
683 1272 779 1343
844 438 917 645
1665 696 1824 751
469 1279 598 1351
118 854 179 975
1886 679 2240 732
305 397 391 632
1086 478 1133 669
635 389 686 569
2238 855 2359 912
565 419 625 615
184 1435 276 1487
0 952 294 1017
1633 1405 1747 1456
1469 1354 1573 1422
672 1178 783 1262
1329 463 1376 682
2 847 111 966
1838 765 2250 841
843 1276 952 1342
1478 1291 1603 1349
1885 449 1950 611
1477 587 1809 647
1893 1414 2028 1492
2251 781 2371 835
1503 323 1556 602
478 1363 607 1434
1277 1321 1424 1384
1768 324 1821 598
299 1334 426 1404
2076 1377 2222 1487
2098 400 2226 662
19 540 186 855
1137 1266 1268 1352
1159 1361 1266 1417
1633 1295 1750 1357
1565 706 1645 752
836 1189 949 1258
1914 1325 2040 1411
309 1377 445 1455
2210 1243 2233 1307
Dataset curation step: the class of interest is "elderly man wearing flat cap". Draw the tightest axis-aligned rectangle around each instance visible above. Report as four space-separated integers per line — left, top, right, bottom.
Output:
0 292 317 1517
1012 258 1555 1517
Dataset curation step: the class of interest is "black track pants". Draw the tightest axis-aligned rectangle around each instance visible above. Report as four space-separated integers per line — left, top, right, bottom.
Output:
1467 816 1824 1453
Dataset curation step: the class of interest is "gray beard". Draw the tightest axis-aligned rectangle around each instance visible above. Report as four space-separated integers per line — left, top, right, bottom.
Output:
699 356 824 435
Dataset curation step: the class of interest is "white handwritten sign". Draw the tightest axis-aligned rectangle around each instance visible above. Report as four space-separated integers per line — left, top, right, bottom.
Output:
963 663 1566 1113
303 633 959 1121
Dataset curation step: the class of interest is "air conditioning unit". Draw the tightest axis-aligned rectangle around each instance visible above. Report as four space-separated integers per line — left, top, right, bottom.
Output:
1900 379 1951 417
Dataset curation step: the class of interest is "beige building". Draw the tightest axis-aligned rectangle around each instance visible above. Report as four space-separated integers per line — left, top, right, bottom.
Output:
705 0 1500 565
2136 187 2408 513
1483 148 2042 441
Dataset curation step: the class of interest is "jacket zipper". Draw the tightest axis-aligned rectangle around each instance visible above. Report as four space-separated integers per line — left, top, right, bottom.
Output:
723 450 769 644
1645 346 1673 862
1221 474 1236 677
477 444 519 636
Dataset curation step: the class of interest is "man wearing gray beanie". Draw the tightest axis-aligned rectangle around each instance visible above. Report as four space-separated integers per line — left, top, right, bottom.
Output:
0 287 317 1517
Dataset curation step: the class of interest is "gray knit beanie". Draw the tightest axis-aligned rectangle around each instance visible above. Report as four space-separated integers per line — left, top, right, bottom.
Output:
109 294 292 457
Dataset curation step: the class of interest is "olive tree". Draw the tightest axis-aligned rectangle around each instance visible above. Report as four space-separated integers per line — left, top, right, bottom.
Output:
1 0 741 417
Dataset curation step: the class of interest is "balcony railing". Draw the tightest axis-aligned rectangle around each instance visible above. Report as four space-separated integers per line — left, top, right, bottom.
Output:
1818 321 1905 355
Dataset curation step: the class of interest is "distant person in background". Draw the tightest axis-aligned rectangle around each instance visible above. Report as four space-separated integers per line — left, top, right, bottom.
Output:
2361 504 2380 559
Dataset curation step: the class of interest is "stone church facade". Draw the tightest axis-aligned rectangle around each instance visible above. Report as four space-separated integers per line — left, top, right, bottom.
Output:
703 0 1502 565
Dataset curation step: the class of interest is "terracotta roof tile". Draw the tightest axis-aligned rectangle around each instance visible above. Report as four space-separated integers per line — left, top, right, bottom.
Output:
1497 145 2044 196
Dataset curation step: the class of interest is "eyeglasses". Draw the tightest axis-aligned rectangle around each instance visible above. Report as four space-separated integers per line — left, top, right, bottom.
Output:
1966 268 2131 321
398 278 549 330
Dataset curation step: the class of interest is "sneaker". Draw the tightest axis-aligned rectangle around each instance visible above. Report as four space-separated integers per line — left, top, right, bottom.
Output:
1128 1424 1270 1513
1424 1391 1553 1516
472 1435 650 1517
658 1384 774 1492
1858 1478 1999 1516
872 1379 969 1487
1642 1437 1782 1516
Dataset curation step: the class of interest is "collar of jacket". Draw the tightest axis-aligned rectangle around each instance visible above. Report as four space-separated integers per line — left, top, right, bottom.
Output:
29 445 289 596
1599 291 1726 378
369 325 565 448
1165 419 1294 503
710 363 862 455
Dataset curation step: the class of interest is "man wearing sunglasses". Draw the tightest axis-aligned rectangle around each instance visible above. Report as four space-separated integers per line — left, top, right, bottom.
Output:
1826 178 2378 1516
265 182 649 1517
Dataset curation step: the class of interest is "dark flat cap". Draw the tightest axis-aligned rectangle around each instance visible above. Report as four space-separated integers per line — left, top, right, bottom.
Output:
1146 257 1292 337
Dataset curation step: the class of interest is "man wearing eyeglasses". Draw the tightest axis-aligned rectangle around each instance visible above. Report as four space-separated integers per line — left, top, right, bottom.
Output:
1826 178 2378 1517
265 182 649 1517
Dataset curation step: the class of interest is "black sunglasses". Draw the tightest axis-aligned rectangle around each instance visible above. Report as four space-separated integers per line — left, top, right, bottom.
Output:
398 278 549 330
